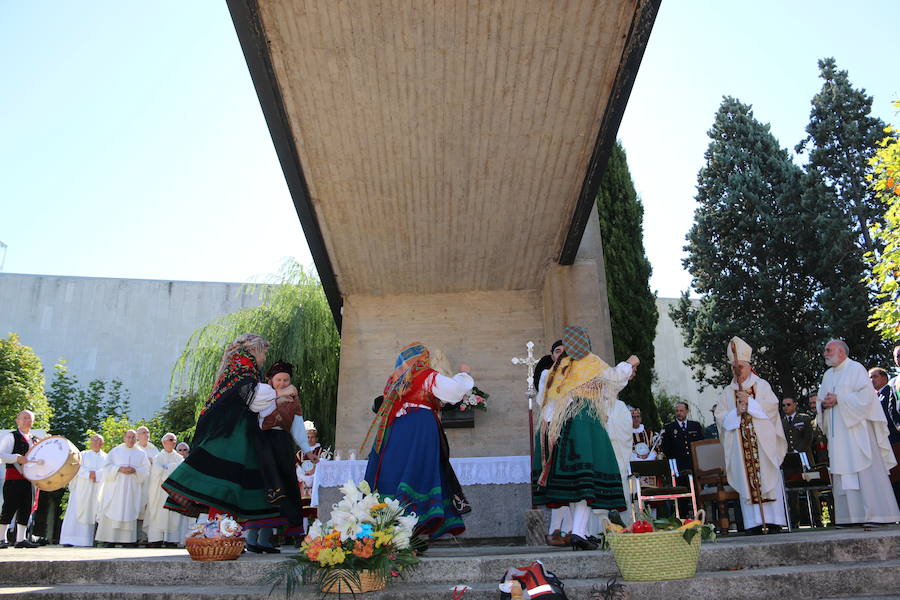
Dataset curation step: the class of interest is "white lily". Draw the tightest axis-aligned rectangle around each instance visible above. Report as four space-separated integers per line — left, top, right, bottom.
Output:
339 480 363 503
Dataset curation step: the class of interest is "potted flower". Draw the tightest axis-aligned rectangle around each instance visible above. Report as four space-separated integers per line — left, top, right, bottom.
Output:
442 386 489 429
267 480 422 595
185 514 244 561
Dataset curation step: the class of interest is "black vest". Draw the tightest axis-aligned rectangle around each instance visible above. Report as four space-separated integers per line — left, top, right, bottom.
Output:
11 431 31 456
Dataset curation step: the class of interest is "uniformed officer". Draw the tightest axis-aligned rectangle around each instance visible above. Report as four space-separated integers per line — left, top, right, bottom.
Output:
781 397 814 456
660 402 704 516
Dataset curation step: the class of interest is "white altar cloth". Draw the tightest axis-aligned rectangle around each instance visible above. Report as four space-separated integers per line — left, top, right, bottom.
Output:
311 455 530 507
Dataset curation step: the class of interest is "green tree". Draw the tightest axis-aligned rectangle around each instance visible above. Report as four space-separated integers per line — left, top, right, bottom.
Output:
796 58 890 364
866 100 900 339
154 391 202 445
85 415 155 452
172 259 341 448
47 362 131 446
595 141 660 426
0 333 51 427
671 97 824 399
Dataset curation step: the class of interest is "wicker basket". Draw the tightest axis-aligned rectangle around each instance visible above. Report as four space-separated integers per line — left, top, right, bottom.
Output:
185 536 245 562
605 510 705 581
321 571 386 594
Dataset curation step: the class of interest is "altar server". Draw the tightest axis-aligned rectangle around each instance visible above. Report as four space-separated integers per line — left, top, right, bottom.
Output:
95 430 151 545
715 337 788 532
145 433 190 546
818 340 900 524
59 434 107 546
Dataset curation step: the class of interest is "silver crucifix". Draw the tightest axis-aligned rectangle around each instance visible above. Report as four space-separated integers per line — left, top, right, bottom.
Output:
511 341 539 410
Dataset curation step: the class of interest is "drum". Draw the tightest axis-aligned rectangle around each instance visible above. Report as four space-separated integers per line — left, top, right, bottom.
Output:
23 436 82 492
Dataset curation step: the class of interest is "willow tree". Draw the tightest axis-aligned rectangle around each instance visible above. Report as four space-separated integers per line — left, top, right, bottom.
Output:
171 260 341 447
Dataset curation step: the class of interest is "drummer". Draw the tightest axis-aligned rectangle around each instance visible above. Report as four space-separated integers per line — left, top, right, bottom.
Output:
0 410 40 549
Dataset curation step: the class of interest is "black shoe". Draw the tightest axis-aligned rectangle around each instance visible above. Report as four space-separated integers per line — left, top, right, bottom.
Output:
0 541 8 549
259 545 281 554
35 538 49 546
570 534 598 551
608 511 626 527
14 540 39 549
246 544 263 553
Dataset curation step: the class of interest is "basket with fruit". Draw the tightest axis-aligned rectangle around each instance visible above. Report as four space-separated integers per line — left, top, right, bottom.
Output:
600 509 714 581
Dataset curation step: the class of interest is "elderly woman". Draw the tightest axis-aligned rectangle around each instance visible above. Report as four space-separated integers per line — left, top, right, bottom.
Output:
533 326 639 550
362 342 474 540
163 334 285 528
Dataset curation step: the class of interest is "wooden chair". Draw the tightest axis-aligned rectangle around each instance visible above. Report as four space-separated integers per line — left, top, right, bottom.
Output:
629 459 697 519
690 439 740 532
781 451 832 530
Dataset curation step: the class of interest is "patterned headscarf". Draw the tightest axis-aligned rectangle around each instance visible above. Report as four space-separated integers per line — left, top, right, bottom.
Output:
562 325 591 360
360 343 432 455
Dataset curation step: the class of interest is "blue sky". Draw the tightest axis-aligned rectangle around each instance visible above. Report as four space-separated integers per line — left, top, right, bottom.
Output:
2 1 898 297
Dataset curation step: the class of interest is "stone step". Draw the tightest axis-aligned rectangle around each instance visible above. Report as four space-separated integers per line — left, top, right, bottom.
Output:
3 559 899 600
1 527 898 587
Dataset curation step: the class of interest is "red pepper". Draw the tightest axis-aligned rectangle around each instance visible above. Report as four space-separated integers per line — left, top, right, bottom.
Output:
631 520 654 533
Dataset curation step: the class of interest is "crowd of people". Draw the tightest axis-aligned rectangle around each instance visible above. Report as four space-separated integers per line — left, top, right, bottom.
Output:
4 329 900 552
537 334 900 545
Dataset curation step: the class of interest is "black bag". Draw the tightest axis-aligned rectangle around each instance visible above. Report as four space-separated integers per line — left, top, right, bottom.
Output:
498 561 568 600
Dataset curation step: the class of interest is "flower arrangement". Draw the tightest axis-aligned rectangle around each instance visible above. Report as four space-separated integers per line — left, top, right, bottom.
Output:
268 480 422 596
457 386 489 412
188 514 243 539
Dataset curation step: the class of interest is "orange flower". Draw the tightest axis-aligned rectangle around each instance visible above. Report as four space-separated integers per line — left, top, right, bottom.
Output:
887 177 895 189
352 538 375 558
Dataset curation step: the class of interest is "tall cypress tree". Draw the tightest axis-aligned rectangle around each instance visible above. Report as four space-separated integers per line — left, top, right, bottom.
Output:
671 97 824 400
596 142 659 426
796 57 890 364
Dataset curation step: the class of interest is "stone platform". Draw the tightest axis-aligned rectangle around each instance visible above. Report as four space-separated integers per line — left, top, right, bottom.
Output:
1 526 899 599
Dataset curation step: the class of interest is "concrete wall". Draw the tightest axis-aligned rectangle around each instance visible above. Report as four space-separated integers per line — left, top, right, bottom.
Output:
653 297 721 426
0 274 262 419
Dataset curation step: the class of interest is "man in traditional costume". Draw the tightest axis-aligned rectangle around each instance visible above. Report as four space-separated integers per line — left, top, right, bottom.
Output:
96 430 151 546
362 343 474 540
715 337 788 532
0 410 40 549
59 434 107 547
533 326 638 551
163 335 288 532
145 433 190 547
818 340 900 525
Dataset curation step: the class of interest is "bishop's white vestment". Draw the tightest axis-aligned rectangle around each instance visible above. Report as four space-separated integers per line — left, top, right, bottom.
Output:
144 449 190 543
716 373 788 529
818 358 900 524
95 444 151 543
59 449 107 546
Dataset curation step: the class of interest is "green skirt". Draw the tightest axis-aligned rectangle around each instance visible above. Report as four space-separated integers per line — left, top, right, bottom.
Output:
163 414 280 523
532 402 626 510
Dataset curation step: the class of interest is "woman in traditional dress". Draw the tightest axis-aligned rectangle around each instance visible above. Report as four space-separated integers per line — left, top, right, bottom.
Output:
362 342 474 540
533 325 639 550
162 334 285 529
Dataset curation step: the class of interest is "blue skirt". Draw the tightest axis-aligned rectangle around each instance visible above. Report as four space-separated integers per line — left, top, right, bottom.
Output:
364 408 465 539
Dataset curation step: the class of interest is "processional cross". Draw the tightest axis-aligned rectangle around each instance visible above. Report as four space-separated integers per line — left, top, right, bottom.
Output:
511 341 540 505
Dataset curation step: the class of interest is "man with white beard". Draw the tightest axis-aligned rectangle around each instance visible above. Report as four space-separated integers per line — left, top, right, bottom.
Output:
144 433 189 547
96 430 151 546
715 337 788 532
59 434 107 546
818 339 900 525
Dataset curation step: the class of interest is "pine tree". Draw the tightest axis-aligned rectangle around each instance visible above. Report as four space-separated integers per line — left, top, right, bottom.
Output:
671 97 824 399
796 58 890 364
595 142 659 426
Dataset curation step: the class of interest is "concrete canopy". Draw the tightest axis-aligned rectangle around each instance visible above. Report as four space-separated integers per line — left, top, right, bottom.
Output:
228 0 659 328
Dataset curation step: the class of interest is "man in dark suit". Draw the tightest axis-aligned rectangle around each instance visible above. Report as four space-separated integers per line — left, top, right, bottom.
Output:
871 366 900 508
661 402 705 472
661 402 704 516
781 397 815 456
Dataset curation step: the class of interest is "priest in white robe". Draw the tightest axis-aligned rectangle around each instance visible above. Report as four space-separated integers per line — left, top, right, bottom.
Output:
715 337 788 531
96 430 151 545
144 433 190 546
818 339 900 524
135 426 159 537
59 434 107 546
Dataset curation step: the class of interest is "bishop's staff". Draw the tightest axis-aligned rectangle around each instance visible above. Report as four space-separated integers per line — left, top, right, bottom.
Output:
732 340 772 534
512 341 539 506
